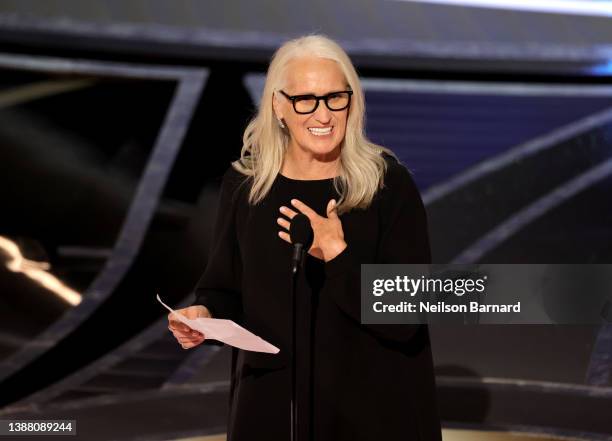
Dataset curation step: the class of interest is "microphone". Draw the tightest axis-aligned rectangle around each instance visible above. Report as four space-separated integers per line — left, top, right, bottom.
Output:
290 213 313 275
288 213 313 441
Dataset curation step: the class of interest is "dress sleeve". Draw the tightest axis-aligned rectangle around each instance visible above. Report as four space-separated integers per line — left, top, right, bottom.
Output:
322 160 431 342
191 167 244 325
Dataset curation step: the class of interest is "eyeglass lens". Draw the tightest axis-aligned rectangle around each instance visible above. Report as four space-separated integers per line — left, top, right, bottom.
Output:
294 92 350 113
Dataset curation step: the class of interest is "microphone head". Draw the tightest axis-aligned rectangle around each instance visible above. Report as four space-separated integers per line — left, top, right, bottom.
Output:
290 213 314 250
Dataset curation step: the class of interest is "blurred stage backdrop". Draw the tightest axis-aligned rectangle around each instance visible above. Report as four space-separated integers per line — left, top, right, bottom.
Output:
0 1 611 440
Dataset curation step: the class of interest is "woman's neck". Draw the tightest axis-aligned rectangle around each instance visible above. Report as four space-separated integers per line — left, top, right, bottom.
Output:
281 146 340 180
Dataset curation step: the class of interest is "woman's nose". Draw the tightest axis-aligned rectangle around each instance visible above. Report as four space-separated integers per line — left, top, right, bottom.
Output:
313 102 332 122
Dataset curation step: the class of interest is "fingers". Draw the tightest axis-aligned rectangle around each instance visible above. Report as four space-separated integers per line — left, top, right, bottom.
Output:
278 230 291 244
168 315 190 333
277 217 292 243
168 323 203 338
168 320 191 334
277 216 290 231
277 198 334 246
176 333 203 344
289 198 318 220
277 205 296 244
167 320 199 334
183 307 201 320
279 205 298 219
168 306 209 328
168 323 205 349
177 333 205 349
326 199 338 218
167 307 206 349
182 330 205 348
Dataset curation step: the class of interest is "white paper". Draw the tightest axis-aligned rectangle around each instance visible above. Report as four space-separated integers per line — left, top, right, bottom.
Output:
157 294 280 354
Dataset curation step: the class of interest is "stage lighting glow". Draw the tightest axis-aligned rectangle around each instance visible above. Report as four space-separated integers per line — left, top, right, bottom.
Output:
0 235 82 305
395 0 612 17
591 60 612 75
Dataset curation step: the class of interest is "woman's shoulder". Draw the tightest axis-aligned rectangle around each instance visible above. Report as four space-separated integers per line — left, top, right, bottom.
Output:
219 163 251 205
222 163 249 186
380 151 419 196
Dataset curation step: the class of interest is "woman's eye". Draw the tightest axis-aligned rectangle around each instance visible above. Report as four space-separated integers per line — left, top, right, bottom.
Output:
295 96 315 102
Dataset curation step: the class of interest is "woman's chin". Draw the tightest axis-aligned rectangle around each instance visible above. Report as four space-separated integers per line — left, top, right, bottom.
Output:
304 140 340 155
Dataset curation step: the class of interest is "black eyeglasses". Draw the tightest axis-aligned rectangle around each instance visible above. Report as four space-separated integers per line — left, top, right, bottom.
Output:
279 89 353 114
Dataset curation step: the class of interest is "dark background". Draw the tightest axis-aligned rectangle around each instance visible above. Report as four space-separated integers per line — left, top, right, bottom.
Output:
0 1 611 440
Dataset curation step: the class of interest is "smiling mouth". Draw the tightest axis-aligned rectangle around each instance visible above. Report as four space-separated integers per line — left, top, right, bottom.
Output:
308 126 333 136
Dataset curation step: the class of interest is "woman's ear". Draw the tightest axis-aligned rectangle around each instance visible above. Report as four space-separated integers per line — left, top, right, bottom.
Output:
272 91 283 121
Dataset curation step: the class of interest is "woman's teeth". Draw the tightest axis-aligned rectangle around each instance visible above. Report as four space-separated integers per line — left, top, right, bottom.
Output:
308 127 333 136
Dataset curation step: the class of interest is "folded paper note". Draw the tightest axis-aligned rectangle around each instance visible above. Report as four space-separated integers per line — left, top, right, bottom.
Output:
157 294 280 354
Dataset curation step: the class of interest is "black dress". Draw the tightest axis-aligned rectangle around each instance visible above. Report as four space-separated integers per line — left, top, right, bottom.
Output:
192 152 442 441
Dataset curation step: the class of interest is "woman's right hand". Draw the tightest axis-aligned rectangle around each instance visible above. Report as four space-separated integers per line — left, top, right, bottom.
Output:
167 305 212 349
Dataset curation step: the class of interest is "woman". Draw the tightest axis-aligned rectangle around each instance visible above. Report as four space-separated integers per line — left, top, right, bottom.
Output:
168 34 442 441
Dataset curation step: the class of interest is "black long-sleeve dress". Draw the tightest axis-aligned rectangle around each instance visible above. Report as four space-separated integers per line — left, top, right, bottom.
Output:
192 152 442 441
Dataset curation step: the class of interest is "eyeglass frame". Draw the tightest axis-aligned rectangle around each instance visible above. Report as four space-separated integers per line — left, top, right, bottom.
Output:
278 89 353 114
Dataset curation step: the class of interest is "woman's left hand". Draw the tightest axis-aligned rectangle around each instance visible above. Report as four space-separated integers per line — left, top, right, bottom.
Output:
278 198 347 262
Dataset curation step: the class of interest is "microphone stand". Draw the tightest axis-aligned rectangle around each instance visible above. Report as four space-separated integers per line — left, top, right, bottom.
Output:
290 244 304 441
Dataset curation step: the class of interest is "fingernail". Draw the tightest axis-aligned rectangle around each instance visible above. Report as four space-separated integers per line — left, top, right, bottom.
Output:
331 199 336 207
291 199 297 204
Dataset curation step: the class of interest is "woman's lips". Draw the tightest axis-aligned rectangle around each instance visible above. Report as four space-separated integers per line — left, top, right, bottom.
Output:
308 126 333 136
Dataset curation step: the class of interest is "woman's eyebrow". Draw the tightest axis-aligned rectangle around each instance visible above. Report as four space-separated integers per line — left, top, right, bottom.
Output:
293 88 347 96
